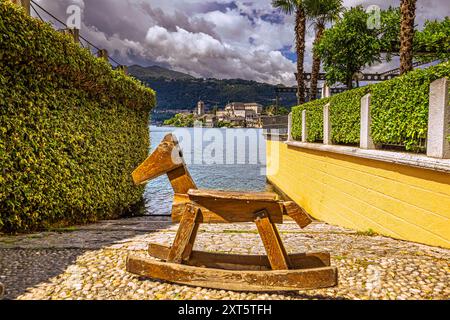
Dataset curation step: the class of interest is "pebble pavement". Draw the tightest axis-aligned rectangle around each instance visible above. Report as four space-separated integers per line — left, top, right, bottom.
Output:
0 216 448 300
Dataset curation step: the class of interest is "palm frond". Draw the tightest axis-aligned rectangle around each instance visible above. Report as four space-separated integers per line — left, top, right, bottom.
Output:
272 0 299 15
304 0 343 25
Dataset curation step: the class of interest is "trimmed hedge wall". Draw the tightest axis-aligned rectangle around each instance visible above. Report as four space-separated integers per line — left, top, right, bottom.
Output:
291 98 331 142
371 62 450 151
330 87 371 145
291 88 368 144
0 2 156 232
292 61 450 150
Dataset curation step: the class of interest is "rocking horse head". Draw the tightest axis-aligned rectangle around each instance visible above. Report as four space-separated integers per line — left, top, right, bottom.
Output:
132 133 197 194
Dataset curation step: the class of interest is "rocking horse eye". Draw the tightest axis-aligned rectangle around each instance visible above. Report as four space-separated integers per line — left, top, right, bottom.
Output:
179 150 183 158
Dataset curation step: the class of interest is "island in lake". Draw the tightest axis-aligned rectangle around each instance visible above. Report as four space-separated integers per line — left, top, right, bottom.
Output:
163 100 289 128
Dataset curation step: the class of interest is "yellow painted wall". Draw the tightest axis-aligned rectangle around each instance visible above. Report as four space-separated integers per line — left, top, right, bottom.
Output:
266 140 450 249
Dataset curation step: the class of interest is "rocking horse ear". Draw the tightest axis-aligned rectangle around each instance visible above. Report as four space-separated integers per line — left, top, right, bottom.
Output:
163 133 178 144
132 133 184 185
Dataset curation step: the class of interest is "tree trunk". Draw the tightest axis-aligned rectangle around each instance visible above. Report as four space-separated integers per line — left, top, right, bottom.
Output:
310 24 325 101
295 8 306 105
399 0 416 75
346 76 353 90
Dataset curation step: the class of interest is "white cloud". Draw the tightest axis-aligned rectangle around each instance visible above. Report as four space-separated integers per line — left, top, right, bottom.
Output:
144 25 296 84
33 0 449 86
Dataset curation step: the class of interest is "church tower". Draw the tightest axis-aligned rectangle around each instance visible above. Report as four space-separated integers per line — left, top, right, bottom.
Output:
196 101 205 116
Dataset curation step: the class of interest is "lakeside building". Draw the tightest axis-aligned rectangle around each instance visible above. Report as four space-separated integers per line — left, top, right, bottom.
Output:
203 114 218 128
224 102 245 112
216 110 229 122
227 116 246 127
166 101 264 128
218 102 263 128
243 103 263 114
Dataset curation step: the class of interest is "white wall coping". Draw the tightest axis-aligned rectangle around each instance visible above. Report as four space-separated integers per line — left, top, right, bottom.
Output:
285 141 450 173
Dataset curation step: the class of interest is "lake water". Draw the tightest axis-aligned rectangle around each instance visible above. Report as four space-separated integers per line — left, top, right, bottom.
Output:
143 126 269 215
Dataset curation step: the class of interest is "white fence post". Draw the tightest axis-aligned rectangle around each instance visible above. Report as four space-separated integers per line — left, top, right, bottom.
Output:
360 93 375 149
321 83 331 98
302 110 308 143
323 103 331 145
427 78 450 159
287 112 293 142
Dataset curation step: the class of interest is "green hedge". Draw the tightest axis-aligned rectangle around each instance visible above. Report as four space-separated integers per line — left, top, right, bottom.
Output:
292 98 331 142
371 62 450 151
330 87 371 145
291 61 450 150
291 87 368 145
0 2 156 232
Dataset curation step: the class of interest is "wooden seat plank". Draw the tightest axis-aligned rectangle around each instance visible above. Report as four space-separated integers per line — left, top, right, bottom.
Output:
188 189 279 202
172 194 284 224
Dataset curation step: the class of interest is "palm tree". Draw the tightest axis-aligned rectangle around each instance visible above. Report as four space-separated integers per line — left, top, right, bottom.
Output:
399 0 417 74
272 0 306 105
304 0 343 100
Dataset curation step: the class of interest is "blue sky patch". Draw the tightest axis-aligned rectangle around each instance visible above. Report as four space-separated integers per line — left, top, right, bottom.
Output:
261 12 284 24
280 46 297 62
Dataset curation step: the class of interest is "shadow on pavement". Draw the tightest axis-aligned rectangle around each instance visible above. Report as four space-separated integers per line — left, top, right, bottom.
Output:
0 216 172 300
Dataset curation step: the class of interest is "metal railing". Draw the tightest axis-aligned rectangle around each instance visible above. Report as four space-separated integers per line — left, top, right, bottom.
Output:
29 0 122 67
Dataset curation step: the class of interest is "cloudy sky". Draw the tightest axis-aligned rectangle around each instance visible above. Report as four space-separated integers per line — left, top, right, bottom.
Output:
33 0 449 86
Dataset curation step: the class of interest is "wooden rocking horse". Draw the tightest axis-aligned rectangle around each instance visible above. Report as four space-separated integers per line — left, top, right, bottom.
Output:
126 134 338 291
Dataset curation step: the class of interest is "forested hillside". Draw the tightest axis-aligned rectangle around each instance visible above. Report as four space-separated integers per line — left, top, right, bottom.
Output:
128 66 297 111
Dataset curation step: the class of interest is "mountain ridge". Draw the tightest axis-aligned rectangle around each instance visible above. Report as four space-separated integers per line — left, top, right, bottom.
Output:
128 65 297 112
128 65 195 80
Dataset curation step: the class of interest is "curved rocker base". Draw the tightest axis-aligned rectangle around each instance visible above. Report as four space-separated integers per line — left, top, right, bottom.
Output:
147 243 331 271
127 255 337 292
126 253 338 292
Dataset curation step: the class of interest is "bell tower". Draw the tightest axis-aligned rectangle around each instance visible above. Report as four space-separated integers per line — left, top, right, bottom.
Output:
196 101 205 116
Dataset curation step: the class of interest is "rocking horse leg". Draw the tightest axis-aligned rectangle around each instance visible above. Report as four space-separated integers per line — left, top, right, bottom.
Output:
181 219 200 261
254 210 291 270
167 204 200 263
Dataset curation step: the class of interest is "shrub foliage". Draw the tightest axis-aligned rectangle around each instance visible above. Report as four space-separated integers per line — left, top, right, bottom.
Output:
330 87 371 145
371 62 450 151
0 2 156 232
291 98 331 142
292 61 450 150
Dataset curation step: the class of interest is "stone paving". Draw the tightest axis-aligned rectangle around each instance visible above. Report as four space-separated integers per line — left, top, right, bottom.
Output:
0 216 448 300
